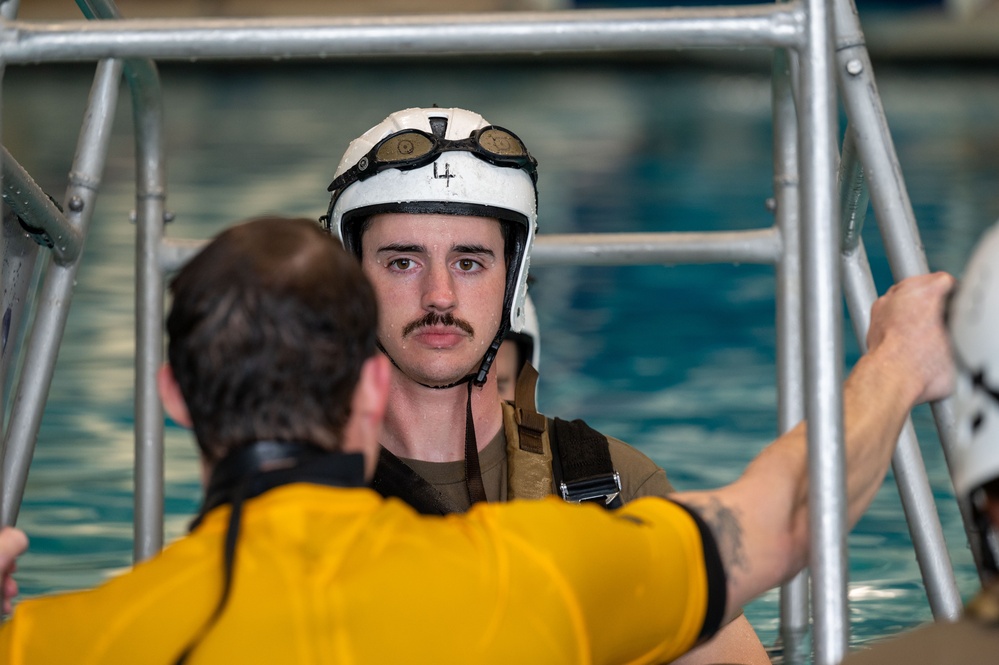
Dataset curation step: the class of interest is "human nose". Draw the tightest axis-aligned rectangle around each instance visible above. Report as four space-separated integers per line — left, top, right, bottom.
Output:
421 262 457 312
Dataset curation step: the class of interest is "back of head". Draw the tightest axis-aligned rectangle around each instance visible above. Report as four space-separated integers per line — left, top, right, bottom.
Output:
167 216 378 463
949 220 999 576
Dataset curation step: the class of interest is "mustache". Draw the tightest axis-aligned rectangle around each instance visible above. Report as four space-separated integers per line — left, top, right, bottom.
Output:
402 312 475 338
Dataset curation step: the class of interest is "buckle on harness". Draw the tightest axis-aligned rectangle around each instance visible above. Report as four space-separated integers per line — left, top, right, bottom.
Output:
559 472 622 506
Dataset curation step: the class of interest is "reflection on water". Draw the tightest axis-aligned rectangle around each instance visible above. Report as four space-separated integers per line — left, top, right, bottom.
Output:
4 59 999 658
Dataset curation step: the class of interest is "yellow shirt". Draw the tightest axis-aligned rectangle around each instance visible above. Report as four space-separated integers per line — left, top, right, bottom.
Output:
0 484 721 665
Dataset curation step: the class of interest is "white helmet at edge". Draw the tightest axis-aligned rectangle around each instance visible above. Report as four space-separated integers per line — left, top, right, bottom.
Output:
324 107 538 337
505 292 541 370
949 220 999 577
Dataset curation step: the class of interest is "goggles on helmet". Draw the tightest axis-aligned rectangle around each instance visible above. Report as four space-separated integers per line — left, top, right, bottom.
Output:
326 125 538 195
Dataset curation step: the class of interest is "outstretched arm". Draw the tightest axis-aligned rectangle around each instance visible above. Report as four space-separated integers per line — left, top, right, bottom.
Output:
674 272 955 623
0 527 28 615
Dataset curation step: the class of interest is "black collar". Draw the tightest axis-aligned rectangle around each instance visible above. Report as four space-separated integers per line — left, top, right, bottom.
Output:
192 441 366 531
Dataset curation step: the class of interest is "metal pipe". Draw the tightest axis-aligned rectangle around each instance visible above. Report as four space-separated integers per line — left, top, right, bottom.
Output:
0 207 40 432
508 229 781 266
161 229 780 274
0 58 123 526
773 46 810 658
833 0 925 280
833 0 980 584
1 146 84 265
0 5 805 64
842 245 962 620
126 57 168 565
77 0 168 562
800 0 846 659
838 129 961 620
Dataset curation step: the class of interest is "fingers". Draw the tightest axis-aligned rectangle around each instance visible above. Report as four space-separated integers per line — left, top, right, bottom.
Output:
866 272 957 405
2 574 18 615
0 527 28 571
0 526 28 614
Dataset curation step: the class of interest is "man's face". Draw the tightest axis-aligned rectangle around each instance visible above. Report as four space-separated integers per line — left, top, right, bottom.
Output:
361 213 507 387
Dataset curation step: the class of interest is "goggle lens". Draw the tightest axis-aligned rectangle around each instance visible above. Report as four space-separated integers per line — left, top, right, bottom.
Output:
372 132 435 165
478 127 529 158
328 125 537 193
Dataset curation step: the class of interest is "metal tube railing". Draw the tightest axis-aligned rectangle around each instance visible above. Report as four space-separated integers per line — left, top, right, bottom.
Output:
77 0 170 563
160 229 781 274
0 6 805 63
0 57 122 526
773 46 811 661
800 0 846 660
1 146 85 265
838 128 962 621
833 0 979 585
0 209 40 430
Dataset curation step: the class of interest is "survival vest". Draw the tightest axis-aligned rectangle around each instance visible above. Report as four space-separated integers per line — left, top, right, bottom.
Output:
370 362 623 515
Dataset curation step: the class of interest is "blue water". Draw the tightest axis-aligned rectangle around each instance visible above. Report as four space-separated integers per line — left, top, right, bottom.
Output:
5 58 999 658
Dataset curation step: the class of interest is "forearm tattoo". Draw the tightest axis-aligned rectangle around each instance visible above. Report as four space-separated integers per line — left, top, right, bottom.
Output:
684 496 747 575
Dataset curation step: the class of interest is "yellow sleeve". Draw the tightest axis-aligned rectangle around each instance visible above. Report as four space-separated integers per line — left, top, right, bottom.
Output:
471 495 725 665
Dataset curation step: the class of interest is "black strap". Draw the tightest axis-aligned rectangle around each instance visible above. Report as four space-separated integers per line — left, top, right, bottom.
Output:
177 443 366 664
370 448 459 515
550 417 623 509
464 380 488 504
512 361 622 509
373 342 486 506
367 383 486 512
192 442 366 528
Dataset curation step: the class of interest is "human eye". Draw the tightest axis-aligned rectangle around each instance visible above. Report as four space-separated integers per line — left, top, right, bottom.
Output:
454 257 483 273
387 257 418 272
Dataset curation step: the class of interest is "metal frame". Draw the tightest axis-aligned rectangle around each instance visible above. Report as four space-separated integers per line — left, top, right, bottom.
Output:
0 0 964 661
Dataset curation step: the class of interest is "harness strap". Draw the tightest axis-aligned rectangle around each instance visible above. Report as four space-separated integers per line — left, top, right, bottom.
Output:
370 447 460 515
464 380 488 504
514 363 546 454
373 342 486 505
550 417 622 508
508 361 622 508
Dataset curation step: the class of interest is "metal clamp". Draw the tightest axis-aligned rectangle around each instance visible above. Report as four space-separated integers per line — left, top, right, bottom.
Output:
559 472 622 506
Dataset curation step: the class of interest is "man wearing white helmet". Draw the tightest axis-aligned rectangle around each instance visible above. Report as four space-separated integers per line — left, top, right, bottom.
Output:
843 223 999 665
496 292 539 402
323 106 769 664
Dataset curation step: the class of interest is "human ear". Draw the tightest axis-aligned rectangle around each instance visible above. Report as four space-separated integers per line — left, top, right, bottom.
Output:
157 363 193 429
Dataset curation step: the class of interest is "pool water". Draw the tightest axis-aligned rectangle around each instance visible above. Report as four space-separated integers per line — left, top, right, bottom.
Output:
4 57 999 659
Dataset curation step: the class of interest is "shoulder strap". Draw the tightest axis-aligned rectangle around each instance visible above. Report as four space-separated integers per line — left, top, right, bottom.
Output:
504 362 555 501
506 362 622 508
370 447 461 515
549 417 622 508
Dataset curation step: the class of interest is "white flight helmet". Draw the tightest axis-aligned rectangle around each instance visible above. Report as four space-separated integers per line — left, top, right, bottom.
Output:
324 107 538 343
949 220 999 576
505 292 541 370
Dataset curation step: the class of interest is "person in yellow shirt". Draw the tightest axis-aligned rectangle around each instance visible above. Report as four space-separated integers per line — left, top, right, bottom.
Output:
0 215 954 664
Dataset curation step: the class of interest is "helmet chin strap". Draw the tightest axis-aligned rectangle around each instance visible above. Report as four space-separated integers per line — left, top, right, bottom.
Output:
376 332 505 506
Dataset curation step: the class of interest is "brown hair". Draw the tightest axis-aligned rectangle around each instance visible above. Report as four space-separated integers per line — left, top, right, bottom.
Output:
166 217 378 462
